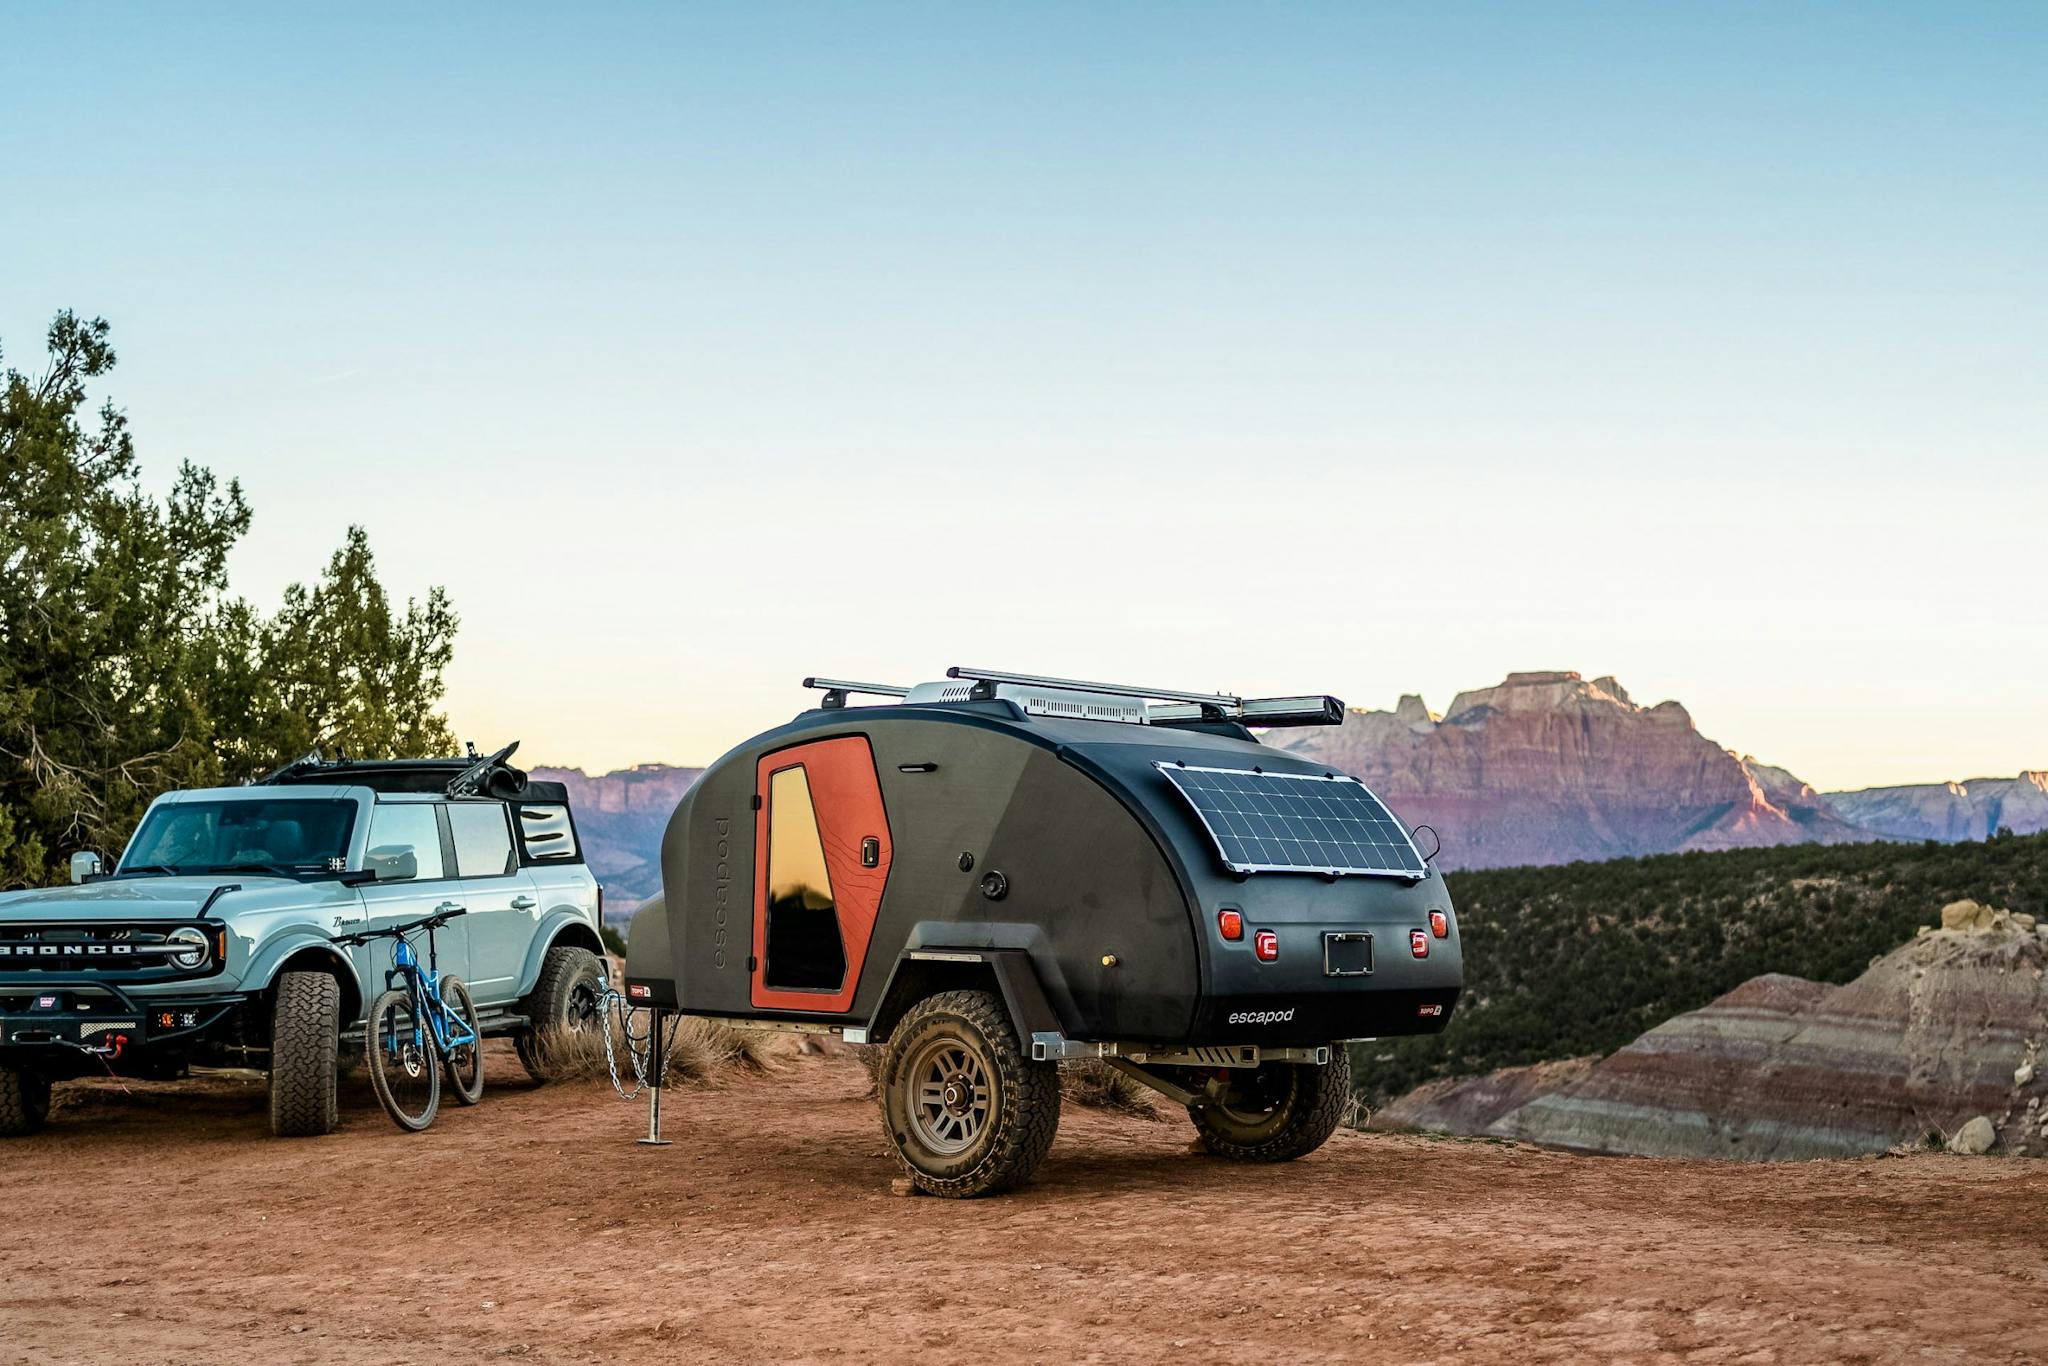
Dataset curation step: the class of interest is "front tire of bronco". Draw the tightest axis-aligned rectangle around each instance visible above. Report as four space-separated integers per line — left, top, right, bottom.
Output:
269 970 341 1138
515 945 604 1083
1186 1050 1352 1162
879 989 1061 1198
0 1064 52 1137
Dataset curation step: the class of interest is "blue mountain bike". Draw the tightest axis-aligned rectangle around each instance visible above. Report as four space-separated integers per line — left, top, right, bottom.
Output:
338 909 483 1132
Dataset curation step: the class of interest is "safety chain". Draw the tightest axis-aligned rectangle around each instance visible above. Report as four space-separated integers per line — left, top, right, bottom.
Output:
593 972 680 1101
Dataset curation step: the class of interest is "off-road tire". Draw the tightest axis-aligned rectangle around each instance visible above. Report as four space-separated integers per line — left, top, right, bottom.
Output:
1187 1050 1352 1162
268 970 341 1138
879 989 1060 1198
514 945 604 1083
0 1065 52 1137
441 976 484 1106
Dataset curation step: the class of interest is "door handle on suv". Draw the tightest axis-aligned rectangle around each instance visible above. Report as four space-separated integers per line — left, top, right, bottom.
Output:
510 895 537 911
434 901 466 915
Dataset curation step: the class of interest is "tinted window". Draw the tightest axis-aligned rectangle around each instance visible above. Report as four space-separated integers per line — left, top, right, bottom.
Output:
448 802 515 877
763 765 845 990
123 799 356 877
365 803 444 881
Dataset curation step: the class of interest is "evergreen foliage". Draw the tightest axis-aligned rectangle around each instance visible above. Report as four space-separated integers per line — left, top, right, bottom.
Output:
0 312 457 886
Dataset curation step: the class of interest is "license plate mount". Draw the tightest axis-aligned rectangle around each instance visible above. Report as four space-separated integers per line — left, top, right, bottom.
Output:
1323 932 1373 977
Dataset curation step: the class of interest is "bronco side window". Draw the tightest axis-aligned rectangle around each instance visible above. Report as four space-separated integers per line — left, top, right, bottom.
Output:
763 764 847 990
365 802 445 881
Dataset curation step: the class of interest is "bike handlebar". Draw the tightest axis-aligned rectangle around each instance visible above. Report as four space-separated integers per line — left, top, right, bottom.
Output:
332 907 466 946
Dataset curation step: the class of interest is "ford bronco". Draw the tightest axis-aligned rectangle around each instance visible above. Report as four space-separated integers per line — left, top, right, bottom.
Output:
0 746 607 1137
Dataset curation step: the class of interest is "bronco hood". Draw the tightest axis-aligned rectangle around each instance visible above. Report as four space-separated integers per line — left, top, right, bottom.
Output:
0 876 287 921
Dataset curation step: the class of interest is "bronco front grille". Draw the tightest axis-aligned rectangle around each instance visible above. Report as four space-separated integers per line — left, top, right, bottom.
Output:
0 922 222 979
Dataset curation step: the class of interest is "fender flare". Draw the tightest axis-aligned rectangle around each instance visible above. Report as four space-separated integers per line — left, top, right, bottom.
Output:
867 946 1069 1047
513 908 606 999
244 930 363 1023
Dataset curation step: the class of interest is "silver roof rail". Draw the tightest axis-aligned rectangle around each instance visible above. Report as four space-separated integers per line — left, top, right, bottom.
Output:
803 677 912 710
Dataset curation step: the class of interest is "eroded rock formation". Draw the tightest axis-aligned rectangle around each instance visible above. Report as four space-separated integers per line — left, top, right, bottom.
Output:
1827 772 2048 842
1378 904 2048 1160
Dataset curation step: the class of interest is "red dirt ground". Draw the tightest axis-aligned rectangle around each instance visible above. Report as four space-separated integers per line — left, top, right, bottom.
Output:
4 1044 2045 1365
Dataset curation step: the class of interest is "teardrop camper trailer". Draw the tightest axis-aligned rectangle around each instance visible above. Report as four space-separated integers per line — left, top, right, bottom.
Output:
624 667 1462 1196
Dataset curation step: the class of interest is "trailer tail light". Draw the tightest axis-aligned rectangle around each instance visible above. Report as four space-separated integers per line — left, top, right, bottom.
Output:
1429 910 1449 939
1409 930 1429 958
1253 930 1279 962
1218 910 1243 941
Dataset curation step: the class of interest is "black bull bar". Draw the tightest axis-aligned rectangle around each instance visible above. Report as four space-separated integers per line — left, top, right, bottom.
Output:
1 976 239 1059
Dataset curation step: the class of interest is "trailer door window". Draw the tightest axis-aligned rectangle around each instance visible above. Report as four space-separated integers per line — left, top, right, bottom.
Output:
764 764 847 990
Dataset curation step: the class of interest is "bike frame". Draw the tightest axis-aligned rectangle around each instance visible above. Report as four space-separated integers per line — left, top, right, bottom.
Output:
379 926 478 1061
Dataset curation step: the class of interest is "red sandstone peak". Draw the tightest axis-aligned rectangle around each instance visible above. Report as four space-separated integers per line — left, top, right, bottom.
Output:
1269 672 1865 869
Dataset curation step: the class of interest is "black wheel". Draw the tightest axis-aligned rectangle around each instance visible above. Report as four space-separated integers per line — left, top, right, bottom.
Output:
0 1064 52 1137
514 945 604 1083
366 988 441 1132
268 969 340 1137
440 976 484 1106
1186 1051 1352 1162
879 989 1060 1198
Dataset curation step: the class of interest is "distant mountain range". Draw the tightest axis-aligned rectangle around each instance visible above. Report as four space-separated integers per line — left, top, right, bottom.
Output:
1269 671 2046 868
541 670 2045 908
529 764 701 917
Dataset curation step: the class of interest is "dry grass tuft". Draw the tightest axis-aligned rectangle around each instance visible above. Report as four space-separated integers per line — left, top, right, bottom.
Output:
1060 1060 1165 1118
665 1015 786 1084
526 1012 789 1087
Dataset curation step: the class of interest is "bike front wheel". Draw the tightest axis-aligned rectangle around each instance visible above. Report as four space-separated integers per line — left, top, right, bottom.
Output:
440 976 484 1107
366 987 441 1132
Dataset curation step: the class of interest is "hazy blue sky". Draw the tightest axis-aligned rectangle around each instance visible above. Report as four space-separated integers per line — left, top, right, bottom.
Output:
4 3 2042 787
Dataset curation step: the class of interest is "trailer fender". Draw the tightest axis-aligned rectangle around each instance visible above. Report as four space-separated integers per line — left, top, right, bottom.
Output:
867 946 1067 1047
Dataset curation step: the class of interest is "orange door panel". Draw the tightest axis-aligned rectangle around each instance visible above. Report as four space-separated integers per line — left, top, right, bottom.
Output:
751 735 892 1012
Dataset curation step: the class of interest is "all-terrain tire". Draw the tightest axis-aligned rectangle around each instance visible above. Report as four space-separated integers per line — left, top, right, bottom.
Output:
268 970 341 1138
515 945 604 1083
879 989 1061 1198
1187 1050 1352 1162
0 1065 52 1137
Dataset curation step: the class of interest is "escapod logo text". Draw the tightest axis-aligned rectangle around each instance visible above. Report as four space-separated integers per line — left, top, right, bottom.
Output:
1227 1008 1296 1026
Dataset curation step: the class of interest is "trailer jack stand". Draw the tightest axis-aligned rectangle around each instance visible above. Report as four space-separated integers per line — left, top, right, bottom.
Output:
638 1008 673 1147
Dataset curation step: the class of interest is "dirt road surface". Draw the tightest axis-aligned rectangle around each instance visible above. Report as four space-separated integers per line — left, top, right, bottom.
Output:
5 1044 2045 1365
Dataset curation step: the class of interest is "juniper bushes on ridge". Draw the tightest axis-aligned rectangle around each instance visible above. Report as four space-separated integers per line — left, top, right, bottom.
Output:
0 313 458 887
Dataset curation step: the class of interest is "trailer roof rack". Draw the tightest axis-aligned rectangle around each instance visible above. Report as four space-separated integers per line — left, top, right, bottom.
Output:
801 668 1345 727
803 677 913 710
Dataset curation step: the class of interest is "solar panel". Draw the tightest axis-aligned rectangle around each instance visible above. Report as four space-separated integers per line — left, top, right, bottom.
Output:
1155 763 1429 879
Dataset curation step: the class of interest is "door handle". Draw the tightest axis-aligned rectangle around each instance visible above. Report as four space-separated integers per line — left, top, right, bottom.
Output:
510 895 537 911
435 901 465 914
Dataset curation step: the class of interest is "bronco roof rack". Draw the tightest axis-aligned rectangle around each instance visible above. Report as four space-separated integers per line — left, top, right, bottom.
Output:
249 742 558 800
802 667 1345 728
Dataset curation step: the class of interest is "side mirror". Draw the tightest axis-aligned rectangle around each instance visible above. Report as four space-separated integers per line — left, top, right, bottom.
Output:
70 851 105 884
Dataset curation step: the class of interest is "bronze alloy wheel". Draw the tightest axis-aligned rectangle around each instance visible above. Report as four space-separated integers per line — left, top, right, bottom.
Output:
879 989 1061 1197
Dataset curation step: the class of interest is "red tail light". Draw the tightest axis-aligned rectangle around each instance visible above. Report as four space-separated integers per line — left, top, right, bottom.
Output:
1429 910 1449 939
1253 930 1279 962
1218 909 1243 941
1409 929 1429 958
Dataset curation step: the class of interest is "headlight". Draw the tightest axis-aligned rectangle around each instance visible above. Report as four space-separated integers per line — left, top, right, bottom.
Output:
166 926 210 970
